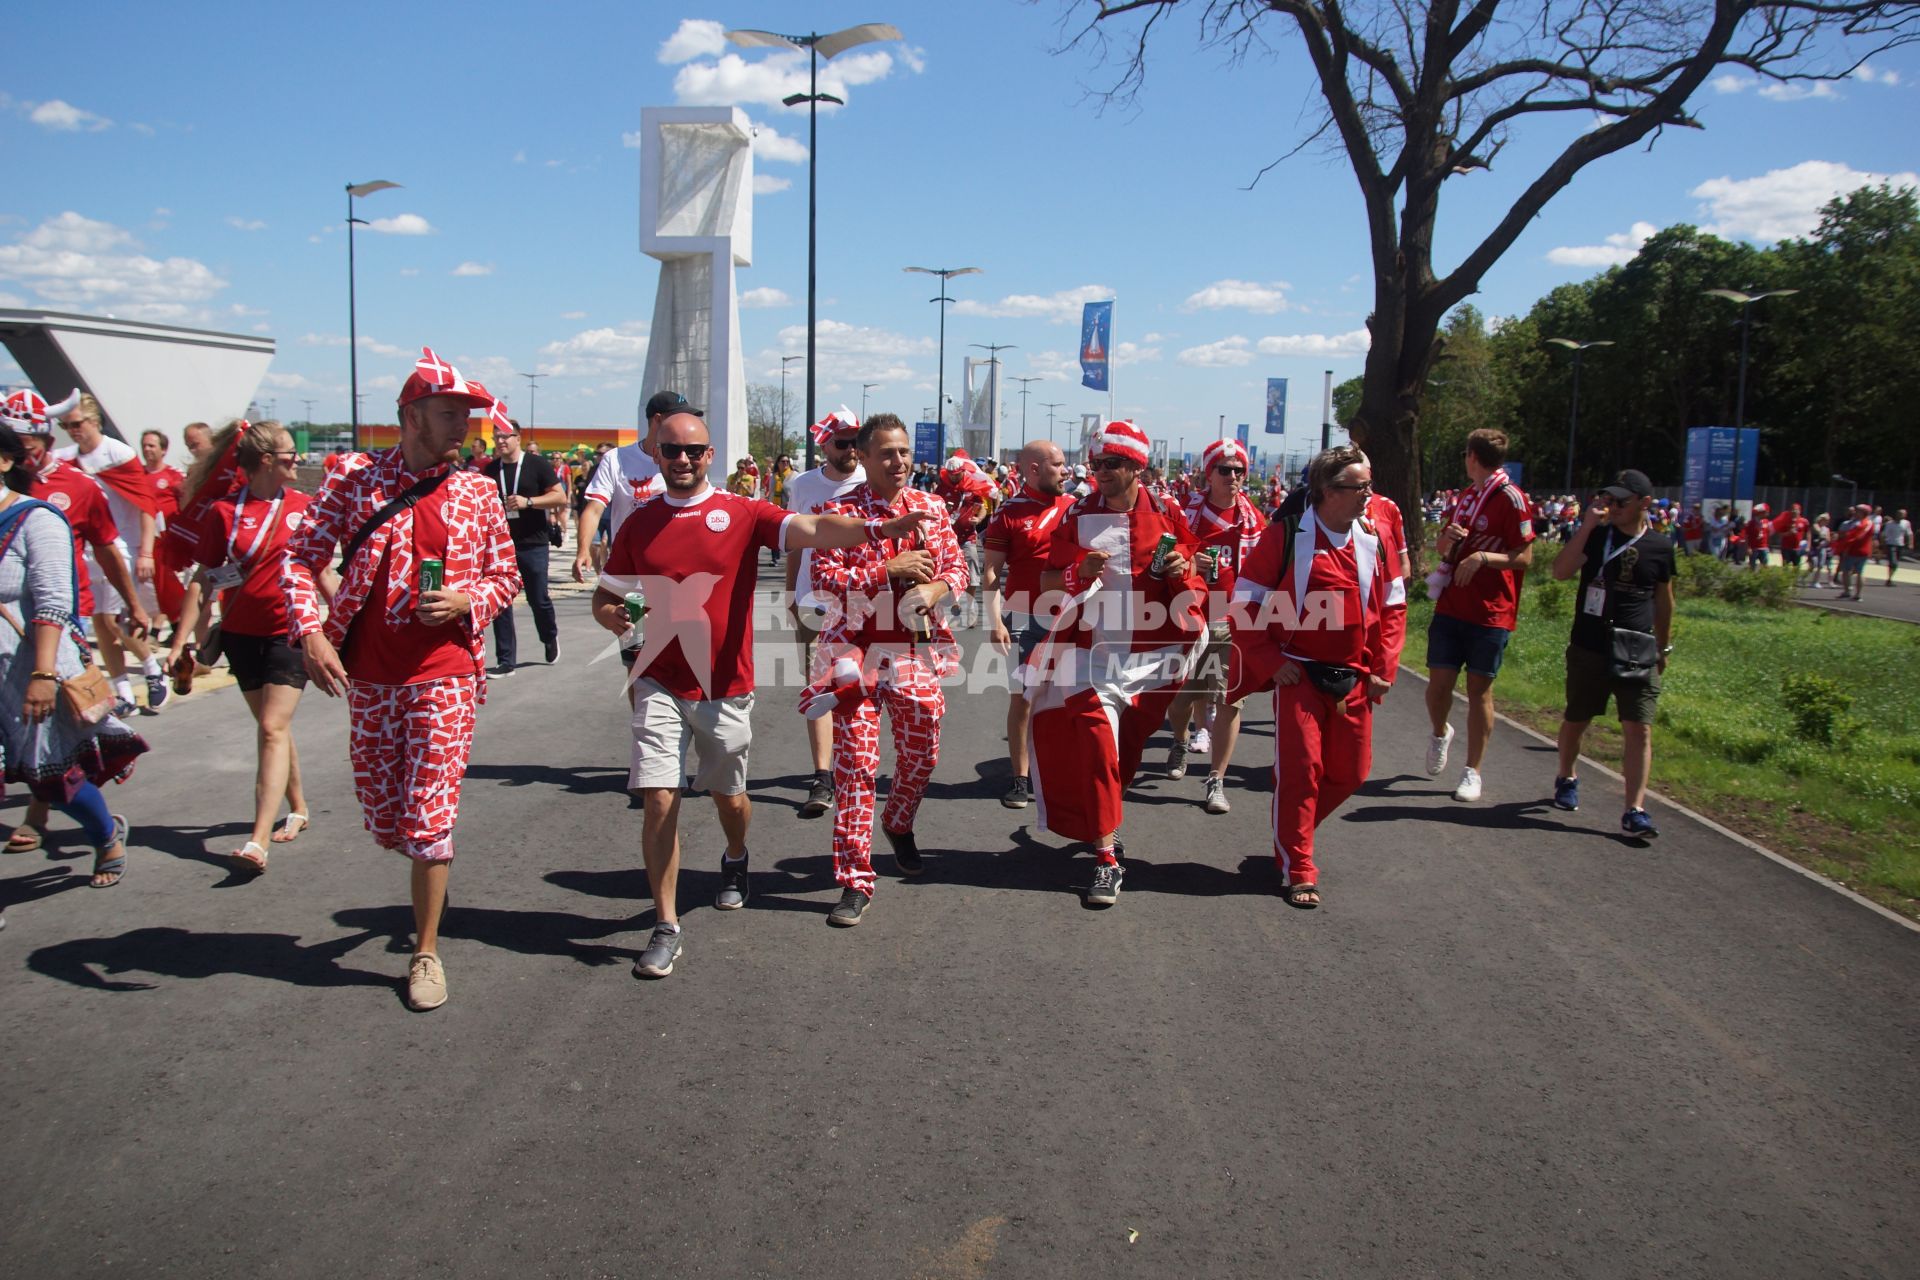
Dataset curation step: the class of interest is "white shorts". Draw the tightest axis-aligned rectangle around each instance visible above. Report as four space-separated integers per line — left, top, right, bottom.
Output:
628 677 754 795
87 539 160 619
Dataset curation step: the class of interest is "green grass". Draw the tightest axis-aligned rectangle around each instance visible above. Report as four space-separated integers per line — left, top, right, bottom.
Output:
1408 572 1920 916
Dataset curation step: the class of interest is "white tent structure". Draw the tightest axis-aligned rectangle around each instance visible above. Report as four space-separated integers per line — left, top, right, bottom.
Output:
0 309 274 465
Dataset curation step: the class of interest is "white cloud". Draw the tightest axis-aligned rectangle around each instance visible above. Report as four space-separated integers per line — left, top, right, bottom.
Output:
658 19 728 64
1692 160 1920 241
367 213 435 236
672 47 906 114
1113 340 1160 367
538 323 650 377
299 333 409 360
751 122 808 165
1546 220 1657 267
1711 73 1752 95
513 148 528 163
1178 336 1255 368
560 310 587 320
740 287 791 309
0 211 227 321
451 261 494 277
1854 63 1901 86
1255 329 1372 358
753 174 791 195
226 217 266 232
1758 81 1838 102
261 371 321 391
1181 279 1292 314
950 284 1116 324
621 131 644 149
29 99 111 132
762 318 933 385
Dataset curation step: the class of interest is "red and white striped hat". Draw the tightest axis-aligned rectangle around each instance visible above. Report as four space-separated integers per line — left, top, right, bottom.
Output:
0 387 81 435
1201 438 1247 473
1094 419 1150 467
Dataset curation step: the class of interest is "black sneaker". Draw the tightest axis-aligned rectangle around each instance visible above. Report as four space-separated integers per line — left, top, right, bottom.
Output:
827 887 871 927
632 923 683 978
885 827 922 877
716 856 750 909
544 639 560 664
490 664 516 679
799 773 833 819
1087 859 1124 906
1001 776 1031 809
143 670 169 712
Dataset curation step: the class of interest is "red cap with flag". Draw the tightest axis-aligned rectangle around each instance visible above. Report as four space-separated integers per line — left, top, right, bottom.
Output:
809 406 858 447
1094 420 1150 467
1201 438 1247 474
398 347 496 410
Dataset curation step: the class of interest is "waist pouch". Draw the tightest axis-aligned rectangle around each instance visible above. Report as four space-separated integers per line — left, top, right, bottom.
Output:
1299 659 1360 699
1609 626 1660 682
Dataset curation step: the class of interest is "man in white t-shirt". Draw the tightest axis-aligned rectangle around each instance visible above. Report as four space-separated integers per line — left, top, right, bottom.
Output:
1882 507 1911 584
56 394 168 714
785 408 868 818
570 390 684 584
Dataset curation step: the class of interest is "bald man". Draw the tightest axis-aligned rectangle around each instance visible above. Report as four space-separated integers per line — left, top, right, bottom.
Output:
981 439 1073 809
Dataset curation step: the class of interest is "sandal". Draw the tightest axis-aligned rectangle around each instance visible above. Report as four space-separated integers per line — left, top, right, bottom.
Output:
90 815 129 888
7 823 43 853
230 841 269 874
272 813 310 844
1284 882 1321 910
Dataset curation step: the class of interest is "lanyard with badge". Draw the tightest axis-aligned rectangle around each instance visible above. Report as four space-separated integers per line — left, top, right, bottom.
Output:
206 487 285 591
498 458 524 519
1583 526 1645 617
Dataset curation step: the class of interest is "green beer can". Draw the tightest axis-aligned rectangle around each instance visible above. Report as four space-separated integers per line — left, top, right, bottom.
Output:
1148 532 1179 577
419 558 444 593
624 590 648 626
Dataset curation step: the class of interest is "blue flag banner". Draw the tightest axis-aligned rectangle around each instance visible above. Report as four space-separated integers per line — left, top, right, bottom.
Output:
1264 378 1288 434
1235 422 1250 451
1080 301 1113 392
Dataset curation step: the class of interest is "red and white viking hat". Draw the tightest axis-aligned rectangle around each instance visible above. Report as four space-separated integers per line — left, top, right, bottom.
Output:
0 387 82 436
397 346 494 410
1094 419 1150 467
809 405 859 447
1200 438 1247 474
942 448 972 473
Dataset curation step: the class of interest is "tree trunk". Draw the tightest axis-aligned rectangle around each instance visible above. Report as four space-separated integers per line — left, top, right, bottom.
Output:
1350 272 1443 568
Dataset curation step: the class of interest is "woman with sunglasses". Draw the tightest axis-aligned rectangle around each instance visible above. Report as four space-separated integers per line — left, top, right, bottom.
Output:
171 420 317 873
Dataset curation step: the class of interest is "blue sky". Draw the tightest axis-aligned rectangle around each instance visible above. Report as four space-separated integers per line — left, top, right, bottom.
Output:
3 2 1916 456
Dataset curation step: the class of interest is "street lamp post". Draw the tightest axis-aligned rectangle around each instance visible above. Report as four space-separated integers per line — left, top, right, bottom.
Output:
904 267 982 450
729 23 903 471
518 370 543 437
344 179 400 451
780 354 803 453
1010 376 1042 445
968 342 1016 455
1706 287 1798 515
1039 402 1065 444
861 383 880 420
1543 338 1614 492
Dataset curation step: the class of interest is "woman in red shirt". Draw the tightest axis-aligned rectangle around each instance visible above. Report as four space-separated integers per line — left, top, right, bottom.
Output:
171 421 317 872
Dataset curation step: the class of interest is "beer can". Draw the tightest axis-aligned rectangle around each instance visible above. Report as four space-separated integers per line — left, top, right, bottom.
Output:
419 558 444 593
624 591 648 626
1200 546 1222 583
1148 532 1179 577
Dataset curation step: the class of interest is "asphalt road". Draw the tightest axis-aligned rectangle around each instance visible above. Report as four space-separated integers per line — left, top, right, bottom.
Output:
4 562 1917 1278
1796 577 1920 625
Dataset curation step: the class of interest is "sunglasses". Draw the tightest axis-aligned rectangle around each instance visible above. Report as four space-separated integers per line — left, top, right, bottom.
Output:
1090 457 1134 473
1328 480 1375 494
1215 466 1247 477
827 436 858 450
658 443 711 461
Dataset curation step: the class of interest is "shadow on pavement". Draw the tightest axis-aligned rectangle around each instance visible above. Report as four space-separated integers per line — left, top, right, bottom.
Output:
334 903 643 966
26 926 392 992
136 819 267 886
547 861 841 917
464 763 630 797
0 863 88 912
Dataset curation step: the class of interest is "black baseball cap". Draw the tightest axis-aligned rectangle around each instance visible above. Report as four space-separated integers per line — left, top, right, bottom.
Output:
1601 469 1654 500
645 390 702 419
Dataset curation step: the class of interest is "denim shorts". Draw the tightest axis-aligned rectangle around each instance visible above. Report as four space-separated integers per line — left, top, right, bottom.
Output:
1426 612 1513 679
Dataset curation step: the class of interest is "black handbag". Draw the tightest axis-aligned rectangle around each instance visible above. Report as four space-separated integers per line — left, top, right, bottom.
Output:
1608 626 1660 682
1298 659 1360 700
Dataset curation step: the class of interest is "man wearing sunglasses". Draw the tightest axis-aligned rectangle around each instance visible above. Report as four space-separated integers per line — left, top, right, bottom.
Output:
785 408 868 818
592 410 935 978
1030 420 1207 907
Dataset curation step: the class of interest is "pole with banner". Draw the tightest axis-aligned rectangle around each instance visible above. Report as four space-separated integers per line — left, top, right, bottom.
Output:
1081 300 1114 420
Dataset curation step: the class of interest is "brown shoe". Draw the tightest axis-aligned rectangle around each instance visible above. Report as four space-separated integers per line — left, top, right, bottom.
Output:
407 953 448 1011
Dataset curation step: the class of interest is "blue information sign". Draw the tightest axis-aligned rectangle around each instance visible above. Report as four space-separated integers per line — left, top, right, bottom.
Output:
913 421 944 466
1683 426 1758 514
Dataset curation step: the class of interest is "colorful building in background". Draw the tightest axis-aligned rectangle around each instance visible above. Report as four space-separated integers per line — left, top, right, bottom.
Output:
350 422 640 453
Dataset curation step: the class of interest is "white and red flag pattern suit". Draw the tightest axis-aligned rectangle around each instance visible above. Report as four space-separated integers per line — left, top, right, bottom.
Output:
1027 487 1207 842
1229 505 1406 887
282 444 521 863
808 484 969 897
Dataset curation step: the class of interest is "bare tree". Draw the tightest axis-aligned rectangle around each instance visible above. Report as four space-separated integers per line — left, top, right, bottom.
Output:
1073 0 1920 536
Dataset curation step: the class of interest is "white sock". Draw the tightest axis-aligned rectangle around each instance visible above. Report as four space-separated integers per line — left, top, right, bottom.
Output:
112 675 133 700
142 654 163 676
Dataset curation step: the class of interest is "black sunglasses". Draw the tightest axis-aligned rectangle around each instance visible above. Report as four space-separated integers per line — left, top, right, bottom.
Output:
1090 457 1133 473
827 436 859 449
658 443 711 460
1215 466 1247 476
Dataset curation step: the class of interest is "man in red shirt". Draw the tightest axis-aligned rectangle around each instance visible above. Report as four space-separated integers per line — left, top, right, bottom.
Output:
982 438 1072 810
1030 420 1206 907
1423 428 1534 803
140 429 189 631
1230 445 1404 906
1774 503 1810 572
591 410 933 975
1745 504 1773 568
283 348 523 1013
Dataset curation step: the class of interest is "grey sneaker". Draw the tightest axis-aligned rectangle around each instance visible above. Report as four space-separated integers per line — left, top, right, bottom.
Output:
633 924 683 978
1203 774 1231 814
1001 775 1032 809
716 857 749 910
827 887 871 927
1087 859 1124 906
799 773 833 819
1166 741 1188 780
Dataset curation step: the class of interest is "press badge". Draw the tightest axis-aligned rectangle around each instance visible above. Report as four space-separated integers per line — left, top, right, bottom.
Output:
205 562 245 591
1583 583 1607 616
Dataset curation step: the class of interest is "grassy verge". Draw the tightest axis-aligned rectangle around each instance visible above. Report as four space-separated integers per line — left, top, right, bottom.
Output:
1408 565 1920 921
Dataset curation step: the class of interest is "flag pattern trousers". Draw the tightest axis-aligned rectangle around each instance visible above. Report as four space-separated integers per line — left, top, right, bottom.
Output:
831 674 943 897
1271 679 1372 886
347 676 480 863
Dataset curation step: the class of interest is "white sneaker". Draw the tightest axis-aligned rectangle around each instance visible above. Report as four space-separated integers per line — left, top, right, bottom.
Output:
1188 727 1212 755
1426 723 1453 776
1452 766 1482 802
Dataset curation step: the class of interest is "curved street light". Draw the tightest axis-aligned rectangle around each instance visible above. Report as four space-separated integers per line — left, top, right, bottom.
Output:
904 266 982 439
1010 375 1043 445
1543 337 1614 492
345 179 400 450
1706 287 1798 514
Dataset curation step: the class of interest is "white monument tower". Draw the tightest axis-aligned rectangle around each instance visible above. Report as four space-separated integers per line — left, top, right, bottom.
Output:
638 106 753 469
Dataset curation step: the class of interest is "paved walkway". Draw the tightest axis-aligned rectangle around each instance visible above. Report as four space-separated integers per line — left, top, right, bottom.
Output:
1796 576 1920 625
4 568 1916 1277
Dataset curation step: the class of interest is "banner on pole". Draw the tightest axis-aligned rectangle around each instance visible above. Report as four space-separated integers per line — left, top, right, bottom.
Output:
1235 422 1250 451
913 421 944 466
1683 426 1758 513
1080 301 1113 392
1264 378 1288 435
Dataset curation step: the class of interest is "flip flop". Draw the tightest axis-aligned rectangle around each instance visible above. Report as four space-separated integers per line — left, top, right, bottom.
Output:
230 842 269 874
90 815 129 888
272 813 310 844
7 824 42 853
